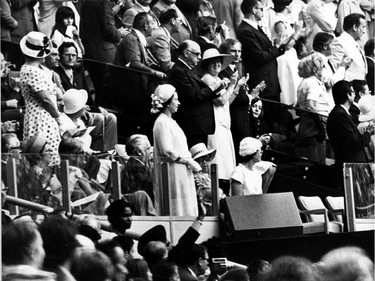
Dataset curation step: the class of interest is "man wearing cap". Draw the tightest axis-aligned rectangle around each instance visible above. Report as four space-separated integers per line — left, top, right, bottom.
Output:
168 40 226 148
327 80 373 187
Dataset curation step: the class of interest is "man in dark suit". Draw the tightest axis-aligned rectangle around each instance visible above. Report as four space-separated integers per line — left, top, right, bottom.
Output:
196 16 218 54
178 244 209 281
168 40 225 148
364 38 374 94
237 0 289 122
327 80 372 188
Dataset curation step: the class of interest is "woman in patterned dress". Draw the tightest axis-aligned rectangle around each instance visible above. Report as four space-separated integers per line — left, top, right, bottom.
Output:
152 84 201 216
19 31 65 164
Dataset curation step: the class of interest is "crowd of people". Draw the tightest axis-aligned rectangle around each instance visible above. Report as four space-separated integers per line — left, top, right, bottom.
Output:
2 199 374 281
1 0 375 278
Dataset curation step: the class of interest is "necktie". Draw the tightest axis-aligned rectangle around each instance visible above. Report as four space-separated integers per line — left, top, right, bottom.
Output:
327 60 335 73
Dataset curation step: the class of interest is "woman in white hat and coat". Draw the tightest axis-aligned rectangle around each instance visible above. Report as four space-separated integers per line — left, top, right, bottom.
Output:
19 31 66 164
152 84 202 216
199 48 249 183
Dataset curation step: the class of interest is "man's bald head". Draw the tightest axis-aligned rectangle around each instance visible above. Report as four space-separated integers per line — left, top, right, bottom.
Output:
178 40 201 68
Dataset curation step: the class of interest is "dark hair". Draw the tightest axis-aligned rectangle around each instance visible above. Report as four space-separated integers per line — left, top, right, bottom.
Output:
1 132 18 152
58 136 85 155
219 38 241 54
241 0 260 15
272 0 292 13
364 37 374 57
178 41 190 55
106 199 132 224
201 56 223 71
133 12 151 30
313 32 334 52
51 6 77 38
113 235 134 253
332 80 352 105
181 244 207 266
126 259 150 280
159 9 178 25
39 215 79 268
351 79 368 100
250 98 264 119
58 41 78 56
197 16 217 36
2 221 40 265
152 262 178 281
70 249 114 281
343 13 365 32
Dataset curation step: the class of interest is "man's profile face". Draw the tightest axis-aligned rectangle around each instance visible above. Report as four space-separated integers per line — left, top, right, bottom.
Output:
185 43 201 68
60 46 78 68
113 206 133 233
253 1 264 22
354 18 367 41
45 48 60 69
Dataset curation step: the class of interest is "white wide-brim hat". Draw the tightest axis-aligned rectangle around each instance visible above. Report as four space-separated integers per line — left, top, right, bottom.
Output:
189 143 216 161
358 95 375 122
63 89 88 114
200 48 234 71
20 31 52 58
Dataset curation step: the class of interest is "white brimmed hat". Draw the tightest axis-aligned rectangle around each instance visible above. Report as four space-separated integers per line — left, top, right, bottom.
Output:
189 143 216 161
239 137 262 157
358 95 375 122
200 48 234 71
151 84 176 114
20 31 52 58
63 89 88 114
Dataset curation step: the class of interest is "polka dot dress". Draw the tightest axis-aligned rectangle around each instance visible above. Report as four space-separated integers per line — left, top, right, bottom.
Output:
20 64 61 165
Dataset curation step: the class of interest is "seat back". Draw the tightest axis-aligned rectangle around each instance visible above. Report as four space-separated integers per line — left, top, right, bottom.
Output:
325 196 344 222
297 196 327 222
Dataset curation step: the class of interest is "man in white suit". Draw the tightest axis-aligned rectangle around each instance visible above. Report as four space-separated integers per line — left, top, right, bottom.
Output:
330 13 368 82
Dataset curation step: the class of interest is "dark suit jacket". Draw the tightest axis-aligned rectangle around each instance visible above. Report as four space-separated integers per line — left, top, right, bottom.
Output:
237 21 283 100
168 60 218 137
196 36 217 54
9 0 37 43
55 65 86 92
366 56 374 94
178 267 198 281
327 105 370 166
80 0 122 63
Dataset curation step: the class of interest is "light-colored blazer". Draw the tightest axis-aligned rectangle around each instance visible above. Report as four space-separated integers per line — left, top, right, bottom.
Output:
329 32 367 81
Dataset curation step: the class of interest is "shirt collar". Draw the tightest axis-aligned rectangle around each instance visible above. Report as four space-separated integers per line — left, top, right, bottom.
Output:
243 18 258 30
340 104 351 115
133 29 147 48
199 36 213 43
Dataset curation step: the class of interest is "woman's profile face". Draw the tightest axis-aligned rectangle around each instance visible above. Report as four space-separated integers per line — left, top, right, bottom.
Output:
251 100 263 119
207 58 222 77
63 17 74 27
168 93 180 114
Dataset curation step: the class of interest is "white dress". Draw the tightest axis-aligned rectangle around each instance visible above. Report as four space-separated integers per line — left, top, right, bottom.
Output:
153 113 198 216
201 74 236 180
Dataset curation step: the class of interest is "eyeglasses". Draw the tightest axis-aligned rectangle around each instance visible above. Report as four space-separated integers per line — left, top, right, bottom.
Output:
186 50 201 57
255 6 264 11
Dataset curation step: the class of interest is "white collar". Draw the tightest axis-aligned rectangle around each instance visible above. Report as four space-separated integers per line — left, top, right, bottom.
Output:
243 18 259 30
187 267 197 278
199 36 213 43
340 104 351 115
133 29 147 48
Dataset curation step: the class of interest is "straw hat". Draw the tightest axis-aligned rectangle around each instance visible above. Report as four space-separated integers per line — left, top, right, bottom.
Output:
358 95 375 122
200 48 234 71
63 89 88 114
20 31 52 58
239 137 262 157
189 143 216 161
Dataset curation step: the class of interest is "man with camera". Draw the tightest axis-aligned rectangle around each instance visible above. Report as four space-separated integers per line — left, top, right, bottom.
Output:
196 16 230 54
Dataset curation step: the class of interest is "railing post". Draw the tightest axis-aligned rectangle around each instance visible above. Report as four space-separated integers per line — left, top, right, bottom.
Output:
161 161 170 216
6 157 19 215
210 163 219 216
60 160 71 213
111 161 122 200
